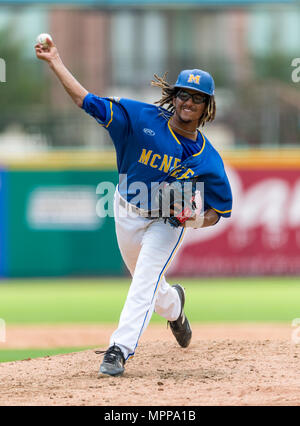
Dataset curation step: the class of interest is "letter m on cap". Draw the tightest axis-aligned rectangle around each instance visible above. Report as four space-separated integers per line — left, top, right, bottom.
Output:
187 74 200 84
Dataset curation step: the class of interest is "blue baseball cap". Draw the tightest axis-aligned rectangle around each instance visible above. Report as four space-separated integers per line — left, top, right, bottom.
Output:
174 69 215 96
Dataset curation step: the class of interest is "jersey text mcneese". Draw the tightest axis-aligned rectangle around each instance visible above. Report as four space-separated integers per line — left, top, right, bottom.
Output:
138 148 195 179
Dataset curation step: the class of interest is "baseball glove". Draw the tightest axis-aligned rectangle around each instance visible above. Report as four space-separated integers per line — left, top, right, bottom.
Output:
158 180 199 228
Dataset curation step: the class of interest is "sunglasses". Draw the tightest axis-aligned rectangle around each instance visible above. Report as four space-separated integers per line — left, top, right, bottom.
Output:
176 89 208 105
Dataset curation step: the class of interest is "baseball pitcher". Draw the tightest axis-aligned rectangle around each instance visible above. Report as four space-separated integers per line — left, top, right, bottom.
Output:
35 37 232 377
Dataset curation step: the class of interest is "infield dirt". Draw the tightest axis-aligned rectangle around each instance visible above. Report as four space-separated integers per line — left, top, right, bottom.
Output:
0 323 300 406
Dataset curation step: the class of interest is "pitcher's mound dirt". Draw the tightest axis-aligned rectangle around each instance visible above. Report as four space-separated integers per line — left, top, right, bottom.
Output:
0 324 300 406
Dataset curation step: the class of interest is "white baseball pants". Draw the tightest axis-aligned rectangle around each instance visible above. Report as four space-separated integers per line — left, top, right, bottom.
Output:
109 190 186 361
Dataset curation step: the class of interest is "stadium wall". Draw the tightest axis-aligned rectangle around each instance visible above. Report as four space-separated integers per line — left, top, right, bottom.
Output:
0 149 299 277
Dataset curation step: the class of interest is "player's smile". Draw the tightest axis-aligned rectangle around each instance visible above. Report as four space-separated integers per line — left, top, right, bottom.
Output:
173 89 206 124
180 104 197 120
170 90 207 139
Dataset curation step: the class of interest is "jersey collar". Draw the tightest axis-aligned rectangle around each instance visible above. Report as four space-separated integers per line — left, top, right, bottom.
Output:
167 119 181 145
167 118 206 157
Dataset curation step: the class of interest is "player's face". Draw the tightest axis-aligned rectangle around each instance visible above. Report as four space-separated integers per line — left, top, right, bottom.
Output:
173 89 207 124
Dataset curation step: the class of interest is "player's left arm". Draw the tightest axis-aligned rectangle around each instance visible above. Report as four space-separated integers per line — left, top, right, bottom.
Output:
184 208 219 228
200 208 220 228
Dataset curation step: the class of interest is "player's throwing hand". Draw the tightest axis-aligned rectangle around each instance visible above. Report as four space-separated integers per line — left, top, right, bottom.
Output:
35 35 59 64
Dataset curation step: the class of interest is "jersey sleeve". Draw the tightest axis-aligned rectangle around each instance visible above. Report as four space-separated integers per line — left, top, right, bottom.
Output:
193 138 233 219
81 93 130 136
204 166 232 218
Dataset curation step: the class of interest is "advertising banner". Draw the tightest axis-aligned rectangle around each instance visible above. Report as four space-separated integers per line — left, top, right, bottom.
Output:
2 151 300 277
169 165 300 276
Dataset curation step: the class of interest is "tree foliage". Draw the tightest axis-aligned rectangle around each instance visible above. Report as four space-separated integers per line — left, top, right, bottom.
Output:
0 25 49 130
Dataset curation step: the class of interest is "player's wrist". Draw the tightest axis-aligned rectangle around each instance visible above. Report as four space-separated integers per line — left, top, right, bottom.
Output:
48 54 63 69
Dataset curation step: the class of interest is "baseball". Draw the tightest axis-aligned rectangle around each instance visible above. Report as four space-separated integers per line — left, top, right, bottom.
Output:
36 33 53 48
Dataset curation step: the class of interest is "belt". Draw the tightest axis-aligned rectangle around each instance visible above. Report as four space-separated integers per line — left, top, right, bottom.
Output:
118 196 160 219
119 196 150 217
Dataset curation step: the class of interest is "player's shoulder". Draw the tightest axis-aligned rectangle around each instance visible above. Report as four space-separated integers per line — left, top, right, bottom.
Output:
109 97 165 120
108 97 158 112
200 131 224 163
105 97 171 133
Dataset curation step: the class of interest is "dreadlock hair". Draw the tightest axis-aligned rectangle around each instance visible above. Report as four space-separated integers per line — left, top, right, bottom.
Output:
151 72 216 127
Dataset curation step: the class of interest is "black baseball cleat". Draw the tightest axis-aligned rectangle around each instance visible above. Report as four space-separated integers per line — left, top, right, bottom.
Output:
98 345 125 377
168 284 192 348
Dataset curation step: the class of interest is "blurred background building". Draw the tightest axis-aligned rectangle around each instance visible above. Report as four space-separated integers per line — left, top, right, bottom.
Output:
1 0 300 151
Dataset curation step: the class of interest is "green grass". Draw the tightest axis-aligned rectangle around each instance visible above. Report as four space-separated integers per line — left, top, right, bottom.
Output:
0 277 299 324
0 346 95 363
1 277 299 363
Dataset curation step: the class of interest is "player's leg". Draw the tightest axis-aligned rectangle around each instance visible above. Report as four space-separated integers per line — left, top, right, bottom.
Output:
154 276 192 348
109 219 186 361
114 216 143 276
153 276 182 321
116 190 183 322
113 190 148 275
98 191 152 377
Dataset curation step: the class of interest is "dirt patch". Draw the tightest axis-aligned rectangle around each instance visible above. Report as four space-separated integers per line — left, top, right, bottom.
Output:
1 324 300 406
1 323 293 349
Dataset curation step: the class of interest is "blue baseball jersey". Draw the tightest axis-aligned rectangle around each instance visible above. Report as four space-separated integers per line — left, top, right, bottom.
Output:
82 93 232 218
